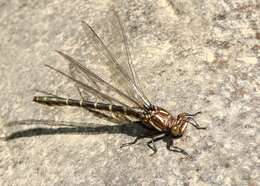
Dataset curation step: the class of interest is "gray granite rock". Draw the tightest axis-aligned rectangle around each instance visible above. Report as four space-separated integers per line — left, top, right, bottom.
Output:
0 0 259 185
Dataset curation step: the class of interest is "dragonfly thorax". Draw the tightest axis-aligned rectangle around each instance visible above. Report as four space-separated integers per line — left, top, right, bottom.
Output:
142 106 190 137
142 106 176 133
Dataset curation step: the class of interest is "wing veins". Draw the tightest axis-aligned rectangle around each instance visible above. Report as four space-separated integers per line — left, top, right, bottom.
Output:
111 10 151 107
45 64 129 107
56 50 142 107
81 20 151 108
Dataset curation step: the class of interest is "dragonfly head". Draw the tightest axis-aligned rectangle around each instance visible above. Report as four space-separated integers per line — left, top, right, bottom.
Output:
170 112 203 137
170 114 188 137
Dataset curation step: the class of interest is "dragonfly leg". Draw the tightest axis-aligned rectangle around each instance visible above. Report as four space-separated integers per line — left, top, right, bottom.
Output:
179 112 207 130
182 111 202 117
147 134 166 156
120 134 148 148
187 117 207 130
166 138 193 159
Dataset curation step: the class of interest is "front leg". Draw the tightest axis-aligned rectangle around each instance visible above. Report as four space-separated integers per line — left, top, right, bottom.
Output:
187 117 207 130
179 111 202 117
179 112 207 130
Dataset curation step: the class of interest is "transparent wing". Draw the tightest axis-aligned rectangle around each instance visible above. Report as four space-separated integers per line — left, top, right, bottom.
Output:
48 51 140 108
108 9 151 108
80 10 152 108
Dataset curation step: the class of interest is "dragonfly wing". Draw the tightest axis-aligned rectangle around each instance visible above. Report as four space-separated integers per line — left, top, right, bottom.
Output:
54 51 142 108
108 9 151 107
45 63 129 107
81 14 152 109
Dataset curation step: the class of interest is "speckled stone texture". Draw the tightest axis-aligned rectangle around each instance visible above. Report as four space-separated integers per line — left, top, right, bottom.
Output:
0 0 259 185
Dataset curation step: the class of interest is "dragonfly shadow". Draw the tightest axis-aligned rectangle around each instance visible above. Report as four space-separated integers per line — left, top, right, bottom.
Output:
2 119 151 141
2 120 192 157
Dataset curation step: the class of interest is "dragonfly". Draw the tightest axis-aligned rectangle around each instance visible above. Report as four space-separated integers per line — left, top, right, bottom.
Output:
33 9 206 156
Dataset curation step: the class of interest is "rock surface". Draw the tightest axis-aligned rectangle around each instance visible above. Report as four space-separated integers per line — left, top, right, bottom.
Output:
0 0 259 185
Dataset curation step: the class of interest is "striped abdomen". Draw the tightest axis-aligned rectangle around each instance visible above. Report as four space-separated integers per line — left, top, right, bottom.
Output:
33 96 140 117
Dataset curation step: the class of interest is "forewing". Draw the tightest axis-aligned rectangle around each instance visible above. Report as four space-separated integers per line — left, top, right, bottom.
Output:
108 9 151 107
80 12 152 108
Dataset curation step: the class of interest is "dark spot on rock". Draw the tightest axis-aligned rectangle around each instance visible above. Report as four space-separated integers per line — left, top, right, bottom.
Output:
224 162 231 168
214 13 226 21
256 33 260 40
